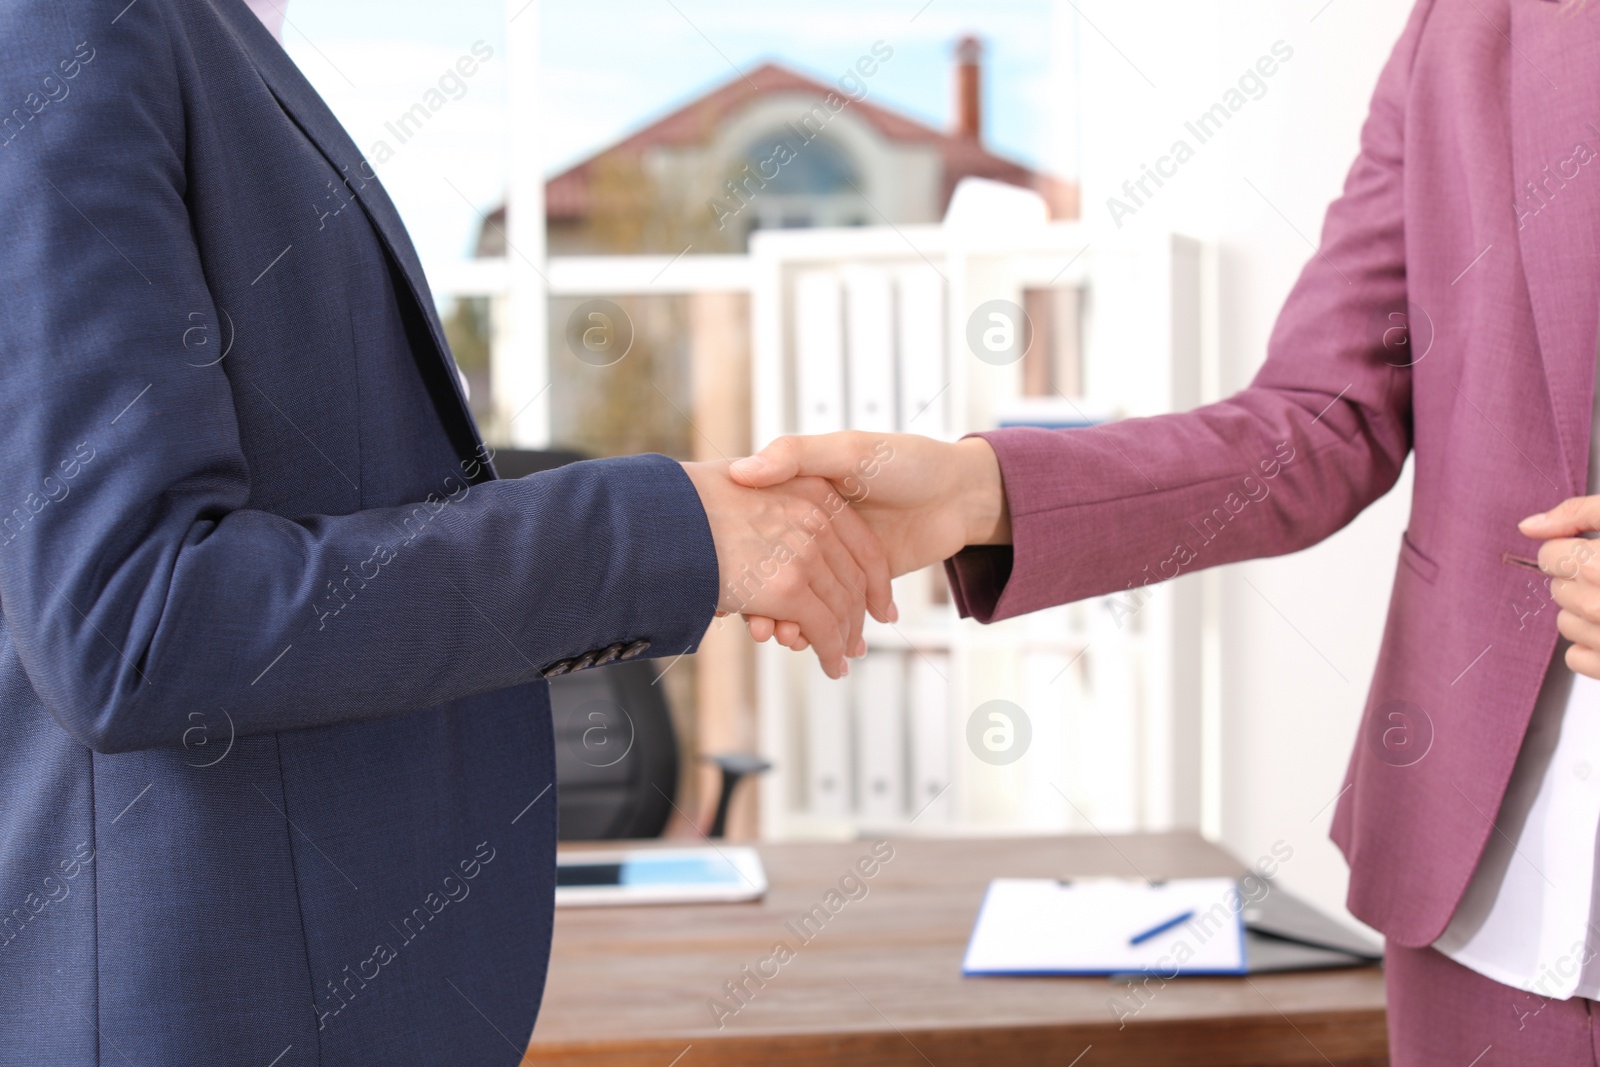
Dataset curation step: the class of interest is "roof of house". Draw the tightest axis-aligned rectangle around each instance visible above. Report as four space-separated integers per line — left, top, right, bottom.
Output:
540 60 1077 222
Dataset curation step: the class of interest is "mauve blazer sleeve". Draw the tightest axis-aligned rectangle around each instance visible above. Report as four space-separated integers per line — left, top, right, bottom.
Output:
0 8 718 753
947 1 1435 623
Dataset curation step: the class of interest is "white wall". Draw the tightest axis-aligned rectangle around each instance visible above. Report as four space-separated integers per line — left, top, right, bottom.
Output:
1062 0 1417 929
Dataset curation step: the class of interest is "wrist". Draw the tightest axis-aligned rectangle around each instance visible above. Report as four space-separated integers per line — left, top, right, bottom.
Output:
679 461 731 606
955 437 1010 546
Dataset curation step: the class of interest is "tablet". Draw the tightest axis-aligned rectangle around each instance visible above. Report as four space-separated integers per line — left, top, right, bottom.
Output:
554 846 767 907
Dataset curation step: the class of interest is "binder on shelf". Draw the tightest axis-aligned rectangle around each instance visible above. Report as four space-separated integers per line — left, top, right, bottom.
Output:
844 266 897 432
908 651 952 823
896 265 947 437
853 652 906 824
794 270 846 435
804 660 852 819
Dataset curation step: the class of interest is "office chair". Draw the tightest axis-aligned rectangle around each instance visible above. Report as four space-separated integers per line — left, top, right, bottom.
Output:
547 657 680 839
493 447 770 840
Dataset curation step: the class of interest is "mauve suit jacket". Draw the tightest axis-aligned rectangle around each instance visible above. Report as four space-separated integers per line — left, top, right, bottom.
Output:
950 0 1596 948
0 1 716 1064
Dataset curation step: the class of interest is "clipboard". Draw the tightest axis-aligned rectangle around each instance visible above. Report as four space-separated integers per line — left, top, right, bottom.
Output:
962 876 1381 977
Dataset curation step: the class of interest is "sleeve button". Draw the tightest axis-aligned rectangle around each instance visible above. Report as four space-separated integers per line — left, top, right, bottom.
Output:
620 639 651 661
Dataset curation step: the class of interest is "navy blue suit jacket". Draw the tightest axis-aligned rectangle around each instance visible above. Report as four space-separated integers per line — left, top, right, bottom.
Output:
0 2 718 1063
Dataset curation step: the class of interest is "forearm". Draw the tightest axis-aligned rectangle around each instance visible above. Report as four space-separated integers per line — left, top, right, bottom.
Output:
946 381 1410 622
5 453 718 752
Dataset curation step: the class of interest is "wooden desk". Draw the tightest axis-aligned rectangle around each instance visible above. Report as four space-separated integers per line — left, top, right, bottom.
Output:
526 833 1387 1067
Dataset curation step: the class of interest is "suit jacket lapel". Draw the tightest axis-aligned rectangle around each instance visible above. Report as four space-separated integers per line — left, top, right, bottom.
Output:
1511 0 1600 494
210 0 490 469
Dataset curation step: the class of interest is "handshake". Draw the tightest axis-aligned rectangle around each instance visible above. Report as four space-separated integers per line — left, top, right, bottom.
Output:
679 431 1011 679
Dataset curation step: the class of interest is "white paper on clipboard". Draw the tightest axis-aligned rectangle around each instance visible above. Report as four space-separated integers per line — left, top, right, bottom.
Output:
962 877 1246 976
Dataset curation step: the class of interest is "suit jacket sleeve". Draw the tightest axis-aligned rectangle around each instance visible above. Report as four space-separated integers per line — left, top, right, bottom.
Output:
947 2 1436 623
0 7 718 752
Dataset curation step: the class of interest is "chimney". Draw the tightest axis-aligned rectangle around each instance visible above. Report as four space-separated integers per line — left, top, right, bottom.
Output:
954 36 983 141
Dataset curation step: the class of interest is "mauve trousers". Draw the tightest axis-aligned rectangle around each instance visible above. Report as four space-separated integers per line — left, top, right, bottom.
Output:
1387 941 1600 1065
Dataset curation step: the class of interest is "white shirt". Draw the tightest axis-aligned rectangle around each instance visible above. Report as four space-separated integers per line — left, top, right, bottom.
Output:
244 0 286 43
1433 380 1600 1000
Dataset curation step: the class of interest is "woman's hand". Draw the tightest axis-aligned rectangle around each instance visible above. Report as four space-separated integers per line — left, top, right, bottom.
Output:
1521 498 1600 679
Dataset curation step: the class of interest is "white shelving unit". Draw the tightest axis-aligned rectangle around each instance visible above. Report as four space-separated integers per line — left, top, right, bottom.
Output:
747 221 1209 841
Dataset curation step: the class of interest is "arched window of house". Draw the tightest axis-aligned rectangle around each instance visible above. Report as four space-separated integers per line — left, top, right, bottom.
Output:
732 131 862 235
741 131 858 197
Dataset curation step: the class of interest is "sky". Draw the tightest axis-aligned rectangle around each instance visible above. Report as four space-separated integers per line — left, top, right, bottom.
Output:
281 0 1067 273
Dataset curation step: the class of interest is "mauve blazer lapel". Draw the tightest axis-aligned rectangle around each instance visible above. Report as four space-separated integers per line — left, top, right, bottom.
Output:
1511 0 1600 493
210 0 486 461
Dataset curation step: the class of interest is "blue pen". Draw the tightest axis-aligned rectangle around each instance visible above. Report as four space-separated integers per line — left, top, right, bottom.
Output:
1128 908 1196 946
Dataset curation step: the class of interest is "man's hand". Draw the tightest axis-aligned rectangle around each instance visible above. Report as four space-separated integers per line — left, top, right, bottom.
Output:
1521 498 1600 679
728 432 1009 650
681 460 893 678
